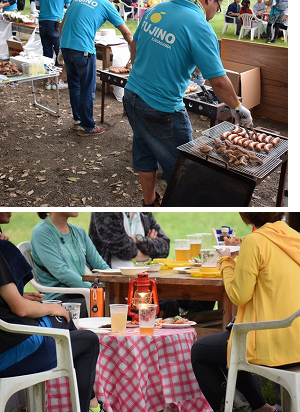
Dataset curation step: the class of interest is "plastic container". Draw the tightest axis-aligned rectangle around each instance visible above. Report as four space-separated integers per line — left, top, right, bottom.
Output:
200 249 219 268
21 62 32 75
191 267 221 278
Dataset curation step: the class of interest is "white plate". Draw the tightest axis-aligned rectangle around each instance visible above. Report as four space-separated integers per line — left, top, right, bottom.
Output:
78 317 112 333
161 321 197 328
173 267 193 273
92 269 121 274
213 246 240 252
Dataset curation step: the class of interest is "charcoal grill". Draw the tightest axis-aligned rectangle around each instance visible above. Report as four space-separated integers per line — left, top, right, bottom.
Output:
98 70 236 126
162 121 288 207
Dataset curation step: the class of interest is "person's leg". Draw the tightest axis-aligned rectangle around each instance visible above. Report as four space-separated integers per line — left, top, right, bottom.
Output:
70 330 100 412
191 331 269 412
138 171 157 205
61 48 81 122
266 22 272 42
271 22 281 42
159 299 180 318
39 20 55 86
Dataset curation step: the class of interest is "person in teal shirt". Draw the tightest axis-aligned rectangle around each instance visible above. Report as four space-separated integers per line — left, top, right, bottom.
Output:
266 0 288 43
31 212 110 317
60 0 132 136
124 0 253 207
0 0 17 12
37 0 70 90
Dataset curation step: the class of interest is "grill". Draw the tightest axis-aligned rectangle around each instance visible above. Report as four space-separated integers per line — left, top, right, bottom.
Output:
178 121 288 180
162 121 288 207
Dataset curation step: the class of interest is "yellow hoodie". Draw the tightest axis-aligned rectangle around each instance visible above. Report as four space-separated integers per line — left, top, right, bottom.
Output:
220 221 300 367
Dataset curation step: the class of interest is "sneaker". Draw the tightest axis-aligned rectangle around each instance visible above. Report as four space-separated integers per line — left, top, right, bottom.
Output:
266 38 271 43
52 80 68 90
45 82 52 90
142 192 162 207
271 38 277 43
77 126 105 136
72 120 83 131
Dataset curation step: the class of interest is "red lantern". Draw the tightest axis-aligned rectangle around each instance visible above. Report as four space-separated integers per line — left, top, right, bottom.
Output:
127 272 159 322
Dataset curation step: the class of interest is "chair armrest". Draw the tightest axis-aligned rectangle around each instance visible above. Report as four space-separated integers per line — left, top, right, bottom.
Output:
30 279 90 299
233 309 300 333
225 14 236 22
0 319 70 338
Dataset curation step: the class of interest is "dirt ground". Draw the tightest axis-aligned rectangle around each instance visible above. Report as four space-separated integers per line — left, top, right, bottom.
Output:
0 77 288 207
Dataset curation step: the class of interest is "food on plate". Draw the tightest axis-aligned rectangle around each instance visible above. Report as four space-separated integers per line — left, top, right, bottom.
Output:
109 66 131 74
0 61 21 76
99 323 111 328
127 320 139 325
161 316 190 324
200 145 213 154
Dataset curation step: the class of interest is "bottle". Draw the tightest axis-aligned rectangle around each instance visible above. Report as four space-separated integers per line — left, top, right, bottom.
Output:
90 279 104 317
219 227 229 245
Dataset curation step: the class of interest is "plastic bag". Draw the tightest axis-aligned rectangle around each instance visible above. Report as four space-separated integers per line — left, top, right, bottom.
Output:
0 22 13 60
111 44 130 103
23 28 43 56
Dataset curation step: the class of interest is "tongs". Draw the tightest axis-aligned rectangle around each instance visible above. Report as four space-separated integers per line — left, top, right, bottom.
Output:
244 125 259 140
200 85 214 102
125 58 132 69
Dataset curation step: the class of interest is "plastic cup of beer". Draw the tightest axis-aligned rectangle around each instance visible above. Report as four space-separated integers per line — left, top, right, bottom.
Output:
196 233 213 250
62 302 81 328
109 304 128 334
174 239 190 261
139 304 157 335
186 234 202 259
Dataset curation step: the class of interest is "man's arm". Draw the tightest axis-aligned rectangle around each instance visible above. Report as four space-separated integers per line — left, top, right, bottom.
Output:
208 75 240 109
116 23 133 45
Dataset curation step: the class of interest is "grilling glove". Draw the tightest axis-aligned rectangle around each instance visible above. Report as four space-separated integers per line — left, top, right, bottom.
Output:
230 102 253 127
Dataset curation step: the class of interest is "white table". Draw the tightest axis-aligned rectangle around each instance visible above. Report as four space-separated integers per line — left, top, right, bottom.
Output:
1 72 60 116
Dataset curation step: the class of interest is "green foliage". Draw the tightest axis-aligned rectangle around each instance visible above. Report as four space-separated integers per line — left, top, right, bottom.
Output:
21 1 287 47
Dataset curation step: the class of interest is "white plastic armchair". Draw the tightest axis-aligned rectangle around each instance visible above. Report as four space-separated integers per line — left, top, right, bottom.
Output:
118 1 135 21
238 13 261 41
222 10 238 35
17 241 91 316
225 309 300 412
0 319 80 412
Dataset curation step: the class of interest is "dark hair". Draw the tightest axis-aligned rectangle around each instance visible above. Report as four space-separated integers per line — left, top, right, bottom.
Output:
37 212 48 219
241 0 250 7
288 213 300 232
239 212 285 228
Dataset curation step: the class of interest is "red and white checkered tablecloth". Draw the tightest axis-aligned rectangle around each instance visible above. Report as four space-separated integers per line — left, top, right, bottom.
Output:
46 328 212 412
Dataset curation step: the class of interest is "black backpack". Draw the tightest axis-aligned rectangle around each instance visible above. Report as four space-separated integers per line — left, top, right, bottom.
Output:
275 0 288 11
17 0 25 11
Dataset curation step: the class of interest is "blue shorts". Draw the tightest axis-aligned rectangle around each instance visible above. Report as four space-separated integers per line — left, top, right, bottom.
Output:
123 88 193 182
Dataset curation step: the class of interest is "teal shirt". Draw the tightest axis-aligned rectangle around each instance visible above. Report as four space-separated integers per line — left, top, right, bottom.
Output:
125 0 225 113
2 2 17 11
31 220 110 300
60 0 124 55
39 0 70 22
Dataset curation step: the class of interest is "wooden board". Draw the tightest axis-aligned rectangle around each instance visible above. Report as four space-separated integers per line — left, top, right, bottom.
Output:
221 39 288 123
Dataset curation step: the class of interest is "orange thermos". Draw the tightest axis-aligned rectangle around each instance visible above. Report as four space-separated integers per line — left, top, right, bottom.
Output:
90 279 104 317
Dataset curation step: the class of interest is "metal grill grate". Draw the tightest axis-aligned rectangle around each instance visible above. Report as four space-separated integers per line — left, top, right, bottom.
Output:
177 122 288 180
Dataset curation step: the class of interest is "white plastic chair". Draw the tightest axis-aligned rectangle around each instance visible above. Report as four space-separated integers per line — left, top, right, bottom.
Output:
222 10 238 35
283 27 288 42
118 2 135 21
225 309 300 412
17 241 91 316
238 13 260 41
0 319 80 412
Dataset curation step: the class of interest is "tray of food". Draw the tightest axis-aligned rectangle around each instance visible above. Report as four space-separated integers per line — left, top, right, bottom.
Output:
156 316 196 328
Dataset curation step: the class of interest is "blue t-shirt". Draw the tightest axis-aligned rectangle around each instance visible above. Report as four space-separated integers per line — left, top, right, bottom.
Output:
226 1 240 15
2 2 17 11
39 0 70 22
60 0 124 55
125 0 225 113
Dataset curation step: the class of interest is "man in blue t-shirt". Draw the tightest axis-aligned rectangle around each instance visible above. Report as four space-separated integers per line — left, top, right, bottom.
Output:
124 0 252 207
0 0 17 11
226 0 241 35
37 0 70 90
60 0 132 136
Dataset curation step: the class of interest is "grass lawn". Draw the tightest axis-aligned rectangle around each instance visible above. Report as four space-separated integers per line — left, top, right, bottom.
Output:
21 1 287 47
4 212 252 259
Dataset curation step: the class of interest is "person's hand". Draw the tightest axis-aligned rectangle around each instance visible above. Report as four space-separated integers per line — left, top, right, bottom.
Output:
0 233 9 241
45 303 70 322
147 229 158 239
23 292 43 303
231 102 253 127
216 247 239 259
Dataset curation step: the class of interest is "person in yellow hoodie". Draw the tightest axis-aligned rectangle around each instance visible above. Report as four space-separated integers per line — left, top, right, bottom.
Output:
191 212 300 412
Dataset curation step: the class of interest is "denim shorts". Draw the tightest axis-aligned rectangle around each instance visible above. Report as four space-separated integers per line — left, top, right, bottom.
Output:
123 89 192 182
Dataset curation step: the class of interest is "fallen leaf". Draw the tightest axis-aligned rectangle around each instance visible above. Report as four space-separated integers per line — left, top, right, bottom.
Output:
27 190 34 196
66 177 80 182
